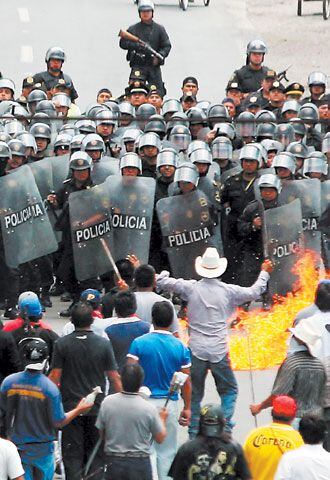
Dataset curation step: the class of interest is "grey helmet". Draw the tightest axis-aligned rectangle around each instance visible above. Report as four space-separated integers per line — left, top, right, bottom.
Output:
138 132 162 151
30 112 50 127
258 173 281 192
69 151 92 170
168 125 191 152
166 111 190 132
82 133 105 152
35 100 56 117
136 103 157 121
256 123 276 141
214 122 236 141
120 152 142 173
138 0 155 11
272 152 296 174
8 139 26 157
187 140 210 158
307 71 327 87
289 118 307 138
70 134 86 151
0 141 12 158
236 111 256 138
281 100 300 116
211 136 233 160
95 109 117 127
0 78 15 94
322 132 330 154
303 157 328 177
174 162 199 186
45 46 66 63
190 148 212 165
75 119 96 135
196 100 211 115
4 120 25 137
54 133 72 150
274 123 295 147
16 132 37 154
299 103 319 124
161 99 182 117
27 89 47 106
157 148 178 170
0 133 11 144
286 141 309 159
29 122 52 141
119 101 136 118
239 143 263 167
246 39 267 55
52 93 71 108
59 124 79 136
260 139 284 154
122 128 143 144
255 109 277 123
254 143 268 165
186 107 207 125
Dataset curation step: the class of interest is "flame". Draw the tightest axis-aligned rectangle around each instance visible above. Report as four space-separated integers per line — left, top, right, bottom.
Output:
179 251 328 370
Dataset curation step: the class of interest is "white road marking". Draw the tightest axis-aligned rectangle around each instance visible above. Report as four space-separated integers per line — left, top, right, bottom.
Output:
17 7 30 23
21 45 33 63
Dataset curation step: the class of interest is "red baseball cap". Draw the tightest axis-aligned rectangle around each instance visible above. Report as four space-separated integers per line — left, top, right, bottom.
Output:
272 396 297 418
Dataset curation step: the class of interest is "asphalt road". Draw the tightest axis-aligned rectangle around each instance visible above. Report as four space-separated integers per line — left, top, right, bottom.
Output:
2 0 279 447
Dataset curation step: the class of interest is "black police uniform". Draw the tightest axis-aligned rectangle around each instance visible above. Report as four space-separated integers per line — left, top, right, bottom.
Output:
230 65 270 94
33 71 78 101
301 93 330 107
220 172 258 284
119 20 171 96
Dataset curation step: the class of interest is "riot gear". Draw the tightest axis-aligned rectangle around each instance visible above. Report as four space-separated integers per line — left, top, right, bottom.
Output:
166 111 190 132
236 111 256 138
173 162 199 186
16 132 38 154
274 123 295 147
82 133 105 152
207 104 230 127
85 103 107 118
168 125 191 152
144 118 167 138
281 100 300 116
157 147 178 170
52 93 71 108
45 46 66 63
272 152 296 174
258 173 281 192
299 103 319 124
0 141 11 158
308 71 327 87
0 78 15 94
35 100 56 117
30 123 52 141
214 122 236 141
75 119 96 135
136 103 157 120
211 136 233 160
122 128 143 144
286 141 309 159
161 99 182 118
256 122 276 140
30 113 50 127
196 100 211 115
59 123 79 136
322 132 330 154
289 118 307 138
246 39 267 55
303 157 328 177
0 133 11 144
4 120 25 137
239 143 263 167
186 107 207 125
120 152 142 173
70 134 86 152
138 0 155 11
190 148 212 168
95 109 117 127
69 151 92 170
54 133 72 151
138 132 162 151
119 101 136 118
200 404 225 438
27 89 47 106
187 140 210 158
255 109 277 123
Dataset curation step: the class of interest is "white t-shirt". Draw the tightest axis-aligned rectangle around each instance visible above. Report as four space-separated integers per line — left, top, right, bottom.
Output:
275 444 330 480
0 438 24 480
134 291 179 333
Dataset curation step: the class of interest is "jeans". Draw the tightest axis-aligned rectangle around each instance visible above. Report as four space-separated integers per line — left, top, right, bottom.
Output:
189 353 238 438
149 398 179 480
105 456 152 480
20 452 54 480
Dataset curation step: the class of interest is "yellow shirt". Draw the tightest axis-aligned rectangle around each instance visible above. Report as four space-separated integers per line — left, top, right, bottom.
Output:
243 422 304 480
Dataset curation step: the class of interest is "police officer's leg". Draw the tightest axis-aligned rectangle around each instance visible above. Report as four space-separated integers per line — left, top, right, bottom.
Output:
189 355 209 439
210 354 238 432
145 66 166 97
0 259 19 317
37 254 54 307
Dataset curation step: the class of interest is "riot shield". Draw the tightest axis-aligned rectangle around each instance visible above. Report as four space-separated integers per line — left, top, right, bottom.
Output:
320 181 330 268
280 179 321 254
264 198 303 296
91 158 119 185
107 175 155 263
69 182 114 281
219 165 242 184
156 190 221 279
50 154 70 192
0 165 58 267
28 160 54 200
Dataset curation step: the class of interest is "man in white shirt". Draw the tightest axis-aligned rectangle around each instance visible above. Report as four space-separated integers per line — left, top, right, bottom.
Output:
0 438 24 480
275 415 330 480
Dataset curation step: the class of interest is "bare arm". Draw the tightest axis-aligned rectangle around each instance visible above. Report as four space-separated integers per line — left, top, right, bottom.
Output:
250 394 274 416
106 370 122 393
48 368 62 387
154 408 168 444
178 368 191 427
54 399 94 428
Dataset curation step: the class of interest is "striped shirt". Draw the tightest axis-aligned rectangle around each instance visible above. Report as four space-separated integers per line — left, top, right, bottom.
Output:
272 351 326 417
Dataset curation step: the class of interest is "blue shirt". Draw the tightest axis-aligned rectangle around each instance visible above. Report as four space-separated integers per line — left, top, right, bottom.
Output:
128 331 191 399
0 370 65 456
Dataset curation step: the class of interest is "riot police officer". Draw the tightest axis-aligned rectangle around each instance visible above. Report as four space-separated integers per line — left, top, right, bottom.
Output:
301 72 330 107
229 40 271 95
138 131 162 177
119 0 171 97
33 47 78 101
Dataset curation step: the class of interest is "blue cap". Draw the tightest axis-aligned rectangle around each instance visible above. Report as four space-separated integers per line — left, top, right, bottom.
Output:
19 296 42 317
80 289 101 305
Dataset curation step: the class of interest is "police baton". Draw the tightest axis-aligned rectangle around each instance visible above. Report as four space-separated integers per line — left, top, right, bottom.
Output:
164 372 189 408
100 238 122 282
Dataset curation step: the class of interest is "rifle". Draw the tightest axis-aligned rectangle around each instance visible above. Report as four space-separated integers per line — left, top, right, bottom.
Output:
118 29 164 62
277 65 292 83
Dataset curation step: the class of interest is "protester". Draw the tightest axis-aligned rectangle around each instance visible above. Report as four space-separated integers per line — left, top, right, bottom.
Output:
96 364 167 480
0 328 20 383
244 396 304 480
0 437 24 480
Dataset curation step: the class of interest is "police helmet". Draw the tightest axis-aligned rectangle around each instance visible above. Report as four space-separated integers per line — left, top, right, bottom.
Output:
122 128 143 144
138 0 155 11
69 151 92 170
82 133 105 152
11 103 29 120
307 71 327 87
138 132 162 151
254 143 267 165
30 112 51 127
272 152 296 174
274 123 295 146
281 100 300 116
174 162 199 186
255 110 277 123
16 132 38 154
196 100 211 115
286 141 309 159
0 78 15 93
161 99 182 117
190 148 212 165
236 111 256 138
256 123 276 141
239 143 263 167
59 124 79 136
207 104 230 126
211 136 233 160
95 109 117 127
30 122 52 141
303 157 328 177
0 141 11 158
4 120 25 137
186 107 207 126
187 140 210 158
35 100 56 116
246 39 268 55
119 101 136 118
289 118 307 138
27 89 47 105
120 152 142 173
299 103 319 124
75 119 96 135
45 46 66 63
54 133 72 150
169 125 191 152
18 338 49 371
166 111 190 132
145 118 167 138
322 132 330 154
70 134 86 151
260 139 284 154
104 101 121 124
157 148 178 170
0 133 11 145
85 103 108 118
258 173 281 192
52 93 71 108
199 404 225 438
214 122 236 141
307 151 327 163
136 103 157 121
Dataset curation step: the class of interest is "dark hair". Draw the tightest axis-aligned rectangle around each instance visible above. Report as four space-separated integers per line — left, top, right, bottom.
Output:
121 364 144 393
135 264 155 289
116 259 135 284
315 281 330 312
71 302 94 328
271 412 294 423
299 415 326 444
152 301 173 329
114 291 137 317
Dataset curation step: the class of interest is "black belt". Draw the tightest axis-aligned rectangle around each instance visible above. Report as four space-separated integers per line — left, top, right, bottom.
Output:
106 452 149 459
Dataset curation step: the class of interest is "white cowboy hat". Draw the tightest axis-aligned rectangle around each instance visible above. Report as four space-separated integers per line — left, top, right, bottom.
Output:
289 318 323 357
195 247 228 279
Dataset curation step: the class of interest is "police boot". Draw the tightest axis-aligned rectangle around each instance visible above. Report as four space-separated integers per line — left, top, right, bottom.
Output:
49 279 65 296
3 305 19 320
40 288 52 308
59 301 75 318
60 291 72 302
